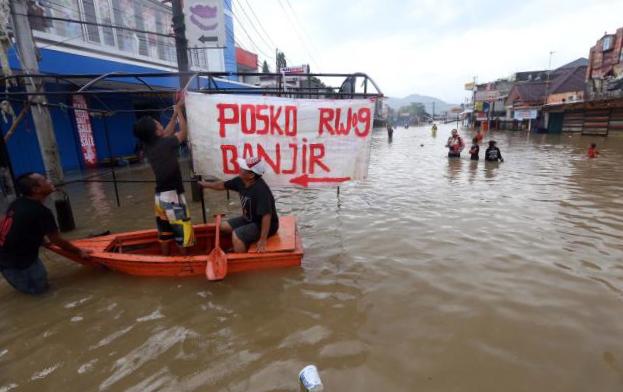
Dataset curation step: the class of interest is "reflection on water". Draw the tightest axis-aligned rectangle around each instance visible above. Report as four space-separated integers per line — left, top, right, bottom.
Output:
1 125 623 391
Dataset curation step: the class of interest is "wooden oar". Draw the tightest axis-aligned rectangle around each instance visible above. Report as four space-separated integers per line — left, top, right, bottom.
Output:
206 214 227 280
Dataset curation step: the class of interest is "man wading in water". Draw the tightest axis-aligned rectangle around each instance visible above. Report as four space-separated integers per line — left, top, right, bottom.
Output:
0 173 91 294
199 157 279 253
485 140 504 162
133 95 195 255
446 129 465 158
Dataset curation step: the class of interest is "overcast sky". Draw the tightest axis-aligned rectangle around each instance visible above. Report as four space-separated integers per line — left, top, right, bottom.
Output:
233 0 623 103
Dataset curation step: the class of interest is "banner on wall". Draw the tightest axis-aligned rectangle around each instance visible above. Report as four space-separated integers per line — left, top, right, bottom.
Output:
186 93 376 187
72 95 98 168
513 109 538 120
184 0 226 47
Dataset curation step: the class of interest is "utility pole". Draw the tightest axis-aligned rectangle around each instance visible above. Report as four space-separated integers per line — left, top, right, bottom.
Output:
10 0 63 184
171 0 204 202
432 101 435 121
172 0 190 88
543 51 555 132
544 51 555 103
471 75 477 129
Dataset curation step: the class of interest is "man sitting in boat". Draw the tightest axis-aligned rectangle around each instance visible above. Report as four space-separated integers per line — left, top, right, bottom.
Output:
199 157 279 253
133 96 195 255
0 173 91 295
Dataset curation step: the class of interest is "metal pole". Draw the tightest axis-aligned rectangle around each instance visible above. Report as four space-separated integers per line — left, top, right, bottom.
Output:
102 116 120 207
10 0 64 184
200 184 207 223
172 0 190 88
171 0 203 202
0 124 17 200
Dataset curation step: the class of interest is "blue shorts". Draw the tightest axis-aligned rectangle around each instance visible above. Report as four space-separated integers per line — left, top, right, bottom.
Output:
1 258 49 295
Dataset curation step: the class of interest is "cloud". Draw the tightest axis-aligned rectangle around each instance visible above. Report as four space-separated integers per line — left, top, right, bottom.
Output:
234 0 623 102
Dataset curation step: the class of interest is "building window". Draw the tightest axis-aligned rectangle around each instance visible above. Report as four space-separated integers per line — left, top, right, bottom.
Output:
33 0 83 40
132 2 148 56
81 0 101 43
96 0 115 47
37 0 174 61
110 0 133 53
603 35 614 51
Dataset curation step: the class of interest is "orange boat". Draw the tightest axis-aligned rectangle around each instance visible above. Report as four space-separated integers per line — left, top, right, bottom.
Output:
47 216 303 278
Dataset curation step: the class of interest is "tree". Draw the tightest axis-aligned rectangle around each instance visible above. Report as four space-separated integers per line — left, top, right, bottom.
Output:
398 102 428 123
276 50 287 71
261 60 270 73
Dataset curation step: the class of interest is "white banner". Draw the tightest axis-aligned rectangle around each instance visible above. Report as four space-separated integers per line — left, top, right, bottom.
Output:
513 109 538 120
184 0 226 47
186 93 376 187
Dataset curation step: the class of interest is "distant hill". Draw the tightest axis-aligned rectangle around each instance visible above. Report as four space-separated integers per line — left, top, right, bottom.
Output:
385 94 458 115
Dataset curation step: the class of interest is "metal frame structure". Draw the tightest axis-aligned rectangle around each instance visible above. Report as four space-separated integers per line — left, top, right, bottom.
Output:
0 71 384 225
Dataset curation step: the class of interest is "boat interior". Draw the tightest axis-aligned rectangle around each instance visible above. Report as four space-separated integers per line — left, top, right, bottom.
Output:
107 225 229 256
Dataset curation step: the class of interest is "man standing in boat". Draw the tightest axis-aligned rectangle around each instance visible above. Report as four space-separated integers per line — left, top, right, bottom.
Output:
199 157 279 253
0 173 91 295
133 95 195 255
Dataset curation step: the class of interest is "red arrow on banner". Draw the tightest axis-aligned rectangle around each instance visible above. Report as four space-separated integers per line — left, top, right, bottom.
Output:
289 174 351 187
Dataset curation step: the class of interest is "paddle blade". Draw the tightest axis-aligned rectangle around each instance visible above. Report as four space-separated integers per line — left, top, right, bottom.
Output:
206 247 227 281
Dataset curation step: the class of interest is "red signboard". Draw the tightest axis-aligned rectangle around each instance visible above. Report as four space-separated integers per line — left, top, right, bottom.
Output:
235 47 258 70
72 95 98 168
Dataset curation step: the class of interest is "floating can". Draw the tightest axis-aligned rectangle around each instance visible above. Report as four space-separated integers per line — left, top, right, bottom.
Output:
299 364 323 391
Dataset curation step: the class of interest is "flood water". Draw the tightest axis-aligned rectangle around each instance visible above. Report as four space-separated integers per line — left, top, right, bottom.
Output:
1 124 623 391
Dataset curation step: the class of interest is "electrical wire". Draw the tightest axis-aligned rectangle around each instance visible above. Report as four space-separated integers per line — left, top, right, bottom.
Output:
14 12 172 38
233 0 274 57
283 0 322 62
230 11 273 60
44 0 173 33
242 0 277 49
275 0 320 71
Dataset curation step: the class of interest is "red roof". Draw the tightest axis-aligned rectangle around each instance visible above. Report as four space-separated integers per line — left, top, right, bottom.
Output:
236 47 258 71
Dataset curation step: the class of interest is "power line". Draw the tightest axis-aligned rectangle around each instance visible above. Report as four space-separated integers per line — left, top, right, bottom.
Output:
283 0 321 61
234 0 275 54
226 25 274 66
230 11 273 60
242 0 277 49
275 0 320 71
15 13 172 38
45 0 174 32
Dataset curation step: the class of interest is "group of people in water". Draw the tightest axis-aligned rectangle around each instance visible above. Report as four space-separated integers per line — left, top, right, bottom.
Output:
443 125 600 161
445 127 503 162
0 95 605 296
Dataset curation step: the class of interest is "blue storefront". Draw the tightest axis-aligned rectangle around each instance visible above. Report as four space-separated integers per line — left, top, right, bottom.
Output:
3 0 242 177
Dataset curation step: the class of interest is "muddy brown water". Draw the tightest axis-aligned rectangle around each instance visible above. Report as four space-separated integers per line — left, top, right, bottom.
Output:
1 124 623 391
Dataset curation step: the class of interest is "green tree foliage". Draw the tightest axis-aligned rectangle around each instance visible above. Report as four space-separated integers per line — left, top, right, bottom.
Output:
398 102 428 119
262 60 270 73
276 51 287 71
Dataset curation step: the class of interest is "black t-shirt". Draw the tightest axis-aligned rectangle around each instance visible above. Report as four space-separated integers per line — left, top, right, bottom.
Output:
470 144 480 159
0 197 58 269
145 136 184 193
224 177 279 232
485 146 502 161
